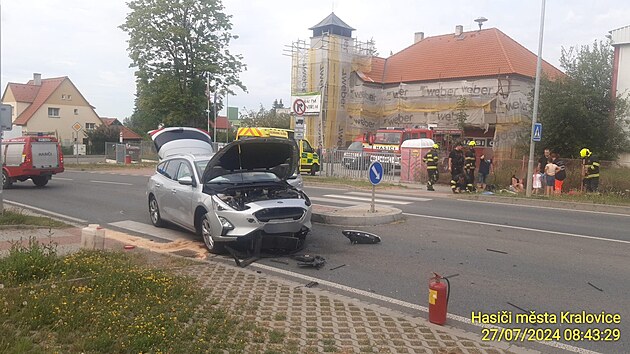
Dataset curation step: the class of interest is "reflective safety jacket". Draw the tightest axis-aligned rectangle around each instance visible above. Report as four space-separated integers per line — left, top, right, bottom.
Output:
423 149 439 170
584 155 600 179
464 148 476 171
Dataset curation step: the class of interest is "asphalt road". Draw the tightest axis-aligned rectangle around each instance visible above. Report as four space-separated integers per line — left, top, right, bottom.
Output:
3 171 629 353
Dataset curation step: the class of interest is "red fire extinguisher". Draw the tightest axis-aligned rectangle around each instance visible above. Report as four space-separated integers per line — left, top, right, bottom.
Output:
429 272 450 325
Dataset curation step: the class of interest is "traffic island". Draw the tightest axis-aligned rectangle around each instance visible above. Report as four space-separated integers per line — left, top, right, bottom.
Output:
312 204 404 226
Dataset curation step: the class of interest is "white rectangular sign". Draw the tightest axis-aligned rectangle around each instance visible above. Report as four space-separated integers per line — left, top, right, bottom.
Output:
291 95 321 116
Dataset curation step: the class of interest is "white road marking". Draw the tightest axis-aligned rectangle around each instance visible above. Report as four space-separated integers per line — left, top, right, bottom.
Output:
347 191 432 202
323 194 411 205
53 177 73 181
304 185 349 191
459 198 630 217
251 263 600 354
90 180 134 186
109 220 190 241
3 200 88 223
310 197 370 206
403 212 630 245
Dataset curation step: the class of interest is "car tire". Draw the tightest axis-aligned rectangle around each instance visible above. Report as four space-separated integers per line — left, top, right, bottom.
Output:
32 176 48 187
148 195 164 227
310 164 319 176
2 170 12 189
199 213 226 254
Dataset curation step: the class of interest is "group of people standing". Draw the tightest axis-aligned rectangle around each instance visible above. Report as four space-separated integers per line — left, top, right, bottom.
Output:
423 142 600 195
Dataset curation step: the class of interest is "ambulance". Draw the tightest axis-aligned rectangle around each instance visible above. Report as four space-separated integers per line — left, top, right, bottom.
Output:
236 127 320 175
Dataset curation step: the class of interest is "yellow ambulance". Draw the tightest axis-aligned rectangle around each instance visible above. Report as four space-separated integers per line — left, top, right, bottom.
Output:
236 127 320 175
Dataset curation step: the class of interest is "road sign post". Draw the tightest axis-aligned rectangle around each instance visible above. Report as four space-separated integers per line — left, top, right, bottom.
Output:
72 122 82 165
1 104 15 214
368 161 384 213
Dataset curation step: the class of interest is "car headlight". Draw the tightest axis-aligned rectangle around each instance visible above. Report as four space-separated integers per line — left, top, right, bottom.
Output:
219 216 234 235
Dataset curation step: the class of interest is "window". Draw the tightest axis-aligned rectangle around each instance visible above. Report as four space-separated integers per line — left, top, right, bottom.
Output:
176 162 192 180
157 161 170 177
85 123 96 131
67 95 72 100
74 109 79 115
61 94 66 100
165 160 181 180
48 107 60 117
302 140 313 153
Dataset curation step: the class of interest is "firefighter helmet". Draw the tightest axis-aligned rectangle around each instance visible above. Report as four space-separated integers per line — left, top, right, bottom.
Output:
433 143 439 149
580 148 591 158
468 141 476 147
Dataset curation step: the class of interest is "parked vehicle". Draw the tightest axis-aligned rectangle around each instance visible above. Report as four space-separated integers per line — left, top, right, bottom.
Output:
343 141 371 170
147 127 312 253
236 127 320 175
2 135 64 188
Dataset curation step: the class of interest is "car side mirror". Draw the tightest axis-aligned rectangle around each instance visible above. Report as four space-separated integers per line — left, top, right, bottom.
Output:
178 176 194 186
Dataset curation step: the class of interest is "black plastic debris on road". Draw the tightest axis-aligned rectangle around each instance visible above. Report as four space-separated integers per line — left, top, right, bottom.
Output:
342 230 381 244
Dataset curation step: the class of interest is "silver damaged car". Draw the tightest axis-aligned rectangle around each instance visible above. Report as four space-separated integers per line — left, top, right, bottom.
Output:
147 127 312 253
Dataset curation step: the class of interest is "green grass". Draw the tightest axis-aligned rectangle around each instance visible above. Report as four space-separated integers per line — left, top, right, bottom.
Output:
64 162 157 170
0 239 289 353
0 209 69 228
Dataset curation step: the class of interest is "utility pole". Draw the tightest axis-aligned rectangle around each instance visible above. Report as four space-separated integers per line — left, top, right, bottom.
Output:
526 0 546 197
206 75 211 134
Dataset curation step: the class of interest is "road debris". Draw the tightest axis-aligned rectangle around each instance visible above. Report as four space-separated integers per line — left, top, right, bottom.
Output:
587 282 604 292
342 230 381 244
486 248 508 254
330 264 346 271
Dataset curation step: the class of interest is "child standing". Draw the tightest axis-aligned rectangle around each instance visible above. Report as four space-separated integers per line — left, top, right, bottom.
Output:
544 154 560 196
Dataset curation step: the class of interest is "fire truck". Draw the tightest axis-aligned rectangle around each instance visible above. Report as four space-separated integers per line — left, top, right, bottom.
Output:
362 127 434 154
2 135 64 188
359 127 434 170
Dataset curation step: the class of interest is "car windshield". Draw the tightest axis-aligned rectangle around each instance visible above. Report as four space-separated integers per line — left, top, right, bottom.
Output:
206 171 281 184
347 141 364 151
374 132 401 144
195 160 210 176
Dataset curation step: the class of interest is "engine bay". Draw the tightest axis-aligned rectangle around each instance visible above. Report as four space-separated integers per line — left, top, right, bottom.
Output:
216 185 304 211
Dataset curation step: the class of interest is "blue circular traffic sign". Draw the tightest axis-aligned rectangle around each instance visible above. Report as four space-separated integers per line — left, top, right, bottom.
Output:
368 161 384 185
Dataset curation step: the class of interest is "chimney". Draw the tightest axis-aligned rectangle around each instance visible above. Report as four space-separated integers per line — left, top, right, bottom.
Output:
33 73 42 86
455 25 463 37
414 32 425 43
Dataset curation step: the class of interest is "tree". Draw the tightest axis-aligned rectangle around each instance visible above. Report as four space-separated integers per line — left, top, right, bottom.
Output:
240 104 291 129
85 124 121 154
538 40 629 160
121 0 246 132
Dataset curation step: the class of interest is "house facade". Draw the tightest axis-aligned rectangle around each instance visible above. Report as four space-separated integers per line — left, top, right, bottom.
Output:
1 73 102 146
290 14 563 158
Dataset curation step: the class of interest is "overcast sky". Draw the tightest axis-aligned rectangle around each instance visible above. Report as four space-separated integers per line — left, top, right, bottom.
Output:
1 0 629 121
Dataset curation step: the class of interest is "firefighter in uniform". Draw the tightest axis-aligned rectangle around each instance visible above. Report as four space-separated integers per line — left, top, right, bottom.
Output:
448 142 465 193
423 143 440 191
580 148 600 192
464 141 477 192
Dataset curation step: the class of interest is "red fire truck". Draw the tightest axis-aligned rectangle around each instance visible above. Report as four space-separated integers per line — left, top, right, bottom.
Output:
363 127 434 154
2 135 64 188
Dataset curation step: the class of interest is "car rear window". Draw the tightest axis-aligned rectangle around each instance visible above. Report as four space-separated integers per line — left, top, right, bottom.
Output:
154 130 212 151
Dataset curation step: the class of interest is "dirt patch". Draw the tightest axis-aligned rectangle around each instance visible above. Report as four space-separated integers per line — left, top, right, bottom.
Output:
105 229 209 259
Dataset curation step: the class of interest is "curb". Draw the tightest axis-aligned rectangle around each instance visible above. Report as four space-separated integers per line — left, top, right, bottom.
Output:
312 205 404 226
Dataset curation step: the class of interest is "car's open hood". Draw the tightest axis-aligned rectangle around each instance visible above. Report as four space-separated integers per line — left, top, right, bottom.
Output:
149 127 214 159
202 138 298 182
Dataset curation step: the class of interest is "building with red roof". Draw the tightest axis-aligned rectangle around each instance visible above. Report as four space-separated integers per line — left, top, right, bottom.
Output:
99 117 142 142
1 73 103 146
290 14 564 157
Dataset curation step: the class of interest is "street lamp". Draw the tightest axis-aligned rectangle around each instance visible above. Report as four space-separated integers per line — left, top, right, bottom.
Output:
525 0 546 197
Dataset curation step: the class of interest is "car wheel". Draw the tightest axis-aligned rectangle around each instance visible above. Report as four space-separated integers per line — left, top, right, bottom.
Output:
32 176 48 187
310 164 319 176
200 214 225 254
148 195 164 227
2 170 12 189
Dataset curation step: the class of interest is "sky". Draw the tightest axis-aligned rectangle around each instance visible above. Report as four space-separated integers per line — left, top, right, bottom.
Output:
1 0 629 121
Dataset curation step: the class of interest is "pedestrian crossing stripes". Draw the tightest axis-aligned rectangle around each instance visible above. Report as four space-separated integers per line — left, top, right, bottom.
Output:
311 193 431 208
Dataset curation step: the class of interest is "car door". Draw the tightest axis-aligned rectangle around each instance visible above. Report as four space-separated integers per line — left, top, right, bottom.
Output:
170 160 196 229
